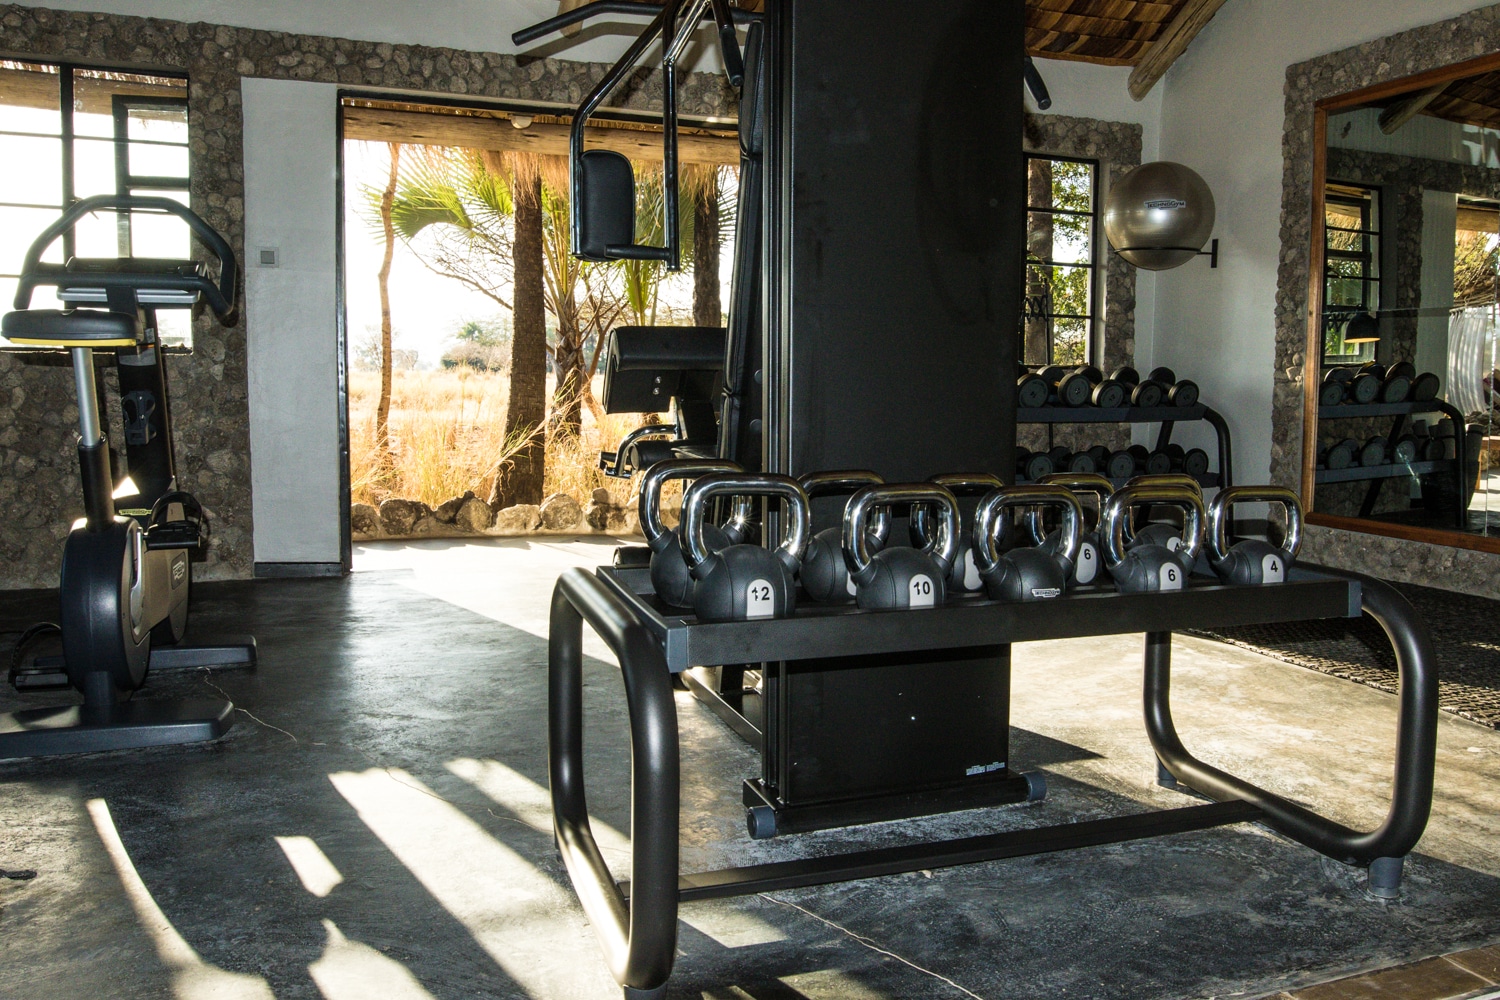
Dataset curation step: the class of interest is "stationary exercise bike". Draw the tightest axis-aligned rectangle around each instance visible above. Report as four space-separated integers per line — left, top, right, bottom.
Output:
0 195 254 759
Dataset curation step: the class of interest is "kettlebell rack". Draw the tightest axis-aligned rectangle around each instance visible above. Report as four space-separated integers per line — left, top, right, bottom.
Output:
1018 402 1233 490
548 563 1437 998
1315 399 1469 527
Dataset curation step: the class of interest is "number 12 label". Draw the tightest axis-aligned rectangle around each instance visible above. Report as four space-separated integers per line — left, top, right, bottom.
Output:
746 579 776 618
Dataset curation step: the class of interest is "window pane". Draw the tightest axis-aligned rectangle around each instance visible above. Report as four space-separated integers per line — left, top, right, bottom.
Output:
72 135 119 198
1051 161 1094 213
0 134 62 206
1326 276 1376 308
0 207 68 273
1052 317 1089 366
1028 263 1092 321
156 310 191 349
1028 210 1091 264
127 190 192 259
127 105 187 145
129 140 189 179
0 62 62 136
72 68 187 139
72 205 126 258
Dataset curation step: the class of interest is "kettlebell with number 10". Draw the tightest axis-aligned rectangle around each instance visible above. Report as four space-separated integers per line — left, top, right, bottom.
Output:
680 473 810 623
844 484 960 611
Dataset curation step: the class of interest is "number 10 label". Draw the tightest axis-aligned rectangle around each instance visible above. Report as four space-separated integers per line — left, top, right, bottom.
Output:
908 574 935 607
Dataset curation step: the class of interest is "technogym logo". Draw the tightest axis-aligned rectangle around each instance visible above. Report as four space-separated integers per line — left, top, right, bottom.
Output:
1144 198 1188 211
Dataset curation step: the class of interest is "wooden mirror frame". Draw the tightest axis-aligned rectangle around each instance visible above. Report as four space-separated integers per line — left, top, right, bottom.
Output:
1304 50 1500 555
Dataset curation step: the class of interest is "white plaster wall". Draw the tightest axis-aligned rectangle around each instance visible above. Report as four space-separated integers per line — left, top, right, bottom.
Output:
1417 190 1458 389
242 77 341 568
1152 0 1495 482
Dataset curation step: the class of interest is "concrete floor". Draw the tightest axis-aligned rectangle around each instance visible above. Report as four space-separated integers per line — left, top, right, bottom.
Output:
1 536 1499 1000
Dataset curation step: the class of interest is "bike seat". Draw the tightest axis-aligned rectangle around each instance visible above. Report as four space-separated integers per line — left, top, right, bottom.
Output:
1 308 141 348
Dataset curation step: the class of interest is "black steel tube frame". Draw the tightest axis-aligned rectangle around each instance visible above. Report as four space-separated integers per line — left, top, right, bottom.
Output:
1146 565 1436 866
550 569 679 995
550 560 1438 995
512 0 760 47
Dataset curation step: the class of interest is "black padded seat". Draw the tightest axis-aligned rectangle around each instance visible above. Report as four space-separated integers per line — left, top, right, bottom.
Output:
2 308 140 347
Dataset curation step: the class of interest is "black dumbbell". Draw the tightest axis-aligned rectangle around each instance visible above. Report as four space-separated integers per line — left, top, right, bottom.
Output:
1182 447 1211 477
1322 438 1357 470
1112 366 1164 408
1070 365 1127 408
1392 435 1419 465
1348 368 1382 404
1104 449 1138 480
1128 444 1171 476
1380 366 1412 403
1017 449 1054 482
1320 367 1350 406
1411 371 1440 401
1358 436 1388 467
1086 445 1112 469
1054 367 1096 407
1017 370 1050 408
1149 367 1199 408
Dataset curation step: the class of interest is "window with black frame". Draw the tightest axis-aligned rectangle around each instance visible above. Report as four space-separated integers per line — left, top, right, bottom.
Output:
1323 182 1381 365
1023 154 1098 368
0 60 191 346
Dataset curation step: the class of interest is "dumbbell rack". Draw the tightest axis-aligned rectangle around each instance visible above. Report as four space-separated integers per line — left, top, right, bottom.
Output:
549 563 1437 998
1017 402 1233 489
1316 399 1468 528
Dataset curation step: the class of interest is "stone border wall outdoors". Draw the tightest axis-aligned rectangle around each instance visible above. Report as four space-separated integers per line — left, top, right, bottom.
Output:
1273 2 1500 597
0 3 734 588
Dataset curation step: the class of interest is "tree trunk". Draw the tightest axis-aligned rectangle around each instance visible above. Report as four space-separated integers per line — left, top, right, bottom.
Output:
553 324 586 439
694 169 721 328
375 143 400 466
491 166 548 509
1024 157 1053 367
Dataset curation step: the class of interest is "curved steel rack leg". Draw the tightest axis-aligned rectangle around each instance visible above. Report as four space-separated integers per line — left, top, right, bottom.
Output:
550 569 680 997
1145 568 1437 891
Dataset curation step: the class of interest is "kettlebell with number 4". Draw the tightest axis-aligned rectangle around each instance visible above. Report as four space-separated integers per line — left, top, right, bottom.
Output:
1206 486 1302 586
680 473 810 623
843 484 960 611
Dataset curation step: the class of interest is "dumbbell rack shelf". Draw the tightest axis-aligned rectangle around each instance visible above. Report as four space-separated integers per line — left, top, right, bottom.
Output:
1017 402 1232 490
549 562 1438 998
1316 399 1467 526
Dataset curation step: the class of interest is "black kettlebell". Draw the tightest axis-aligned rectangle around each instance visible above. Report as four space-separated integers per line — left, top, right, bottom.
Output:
844 484 959 611
798 470 891 604
639 458 745 607
1028 472 1114 587
1122 473 1204 575
1206 486 1302 586
910 473 1005 595
1100 483 1205 593
681 473 810 623
973 485 1082 602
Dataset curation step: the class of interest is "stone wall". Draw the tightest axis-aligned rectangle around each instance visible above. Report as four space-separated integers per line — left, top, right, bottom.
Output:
1274 2 1500 597
0 3 734 589
1021 112 1142 456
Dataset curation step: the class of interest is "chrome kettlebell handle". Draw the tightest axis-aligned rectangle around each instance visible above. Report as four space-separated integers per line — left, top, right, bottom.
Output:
638 458 743 548
844 484 959 577
1206 486 1303 565
974 485 1084 574
1027 472 1114 543
681 473 811 572
1101 484 1205 569
799 470 891 545
910 473 1003 548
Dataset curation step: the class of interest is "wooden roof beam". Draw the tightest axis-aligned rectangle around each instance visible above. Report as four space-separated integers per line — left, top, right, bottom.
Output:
1128 0 1229 102
1378 82 1449 134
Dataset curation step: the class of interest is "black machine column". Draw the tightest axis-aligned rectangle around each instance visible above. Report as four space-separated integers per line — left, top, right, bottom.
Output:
751 0 1030 831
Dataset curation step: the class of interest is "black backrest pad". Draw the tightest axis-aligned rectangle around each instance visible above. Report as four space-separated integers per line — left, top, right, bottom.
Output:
739 21 766 158
576 149 636 261
602 325 727 414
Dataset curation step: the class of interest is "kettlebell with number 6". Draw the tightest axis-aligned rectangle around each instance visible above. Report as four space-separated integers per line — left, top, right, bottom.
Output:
844 484 960 610
680 473 810 623
1100 483 1205 593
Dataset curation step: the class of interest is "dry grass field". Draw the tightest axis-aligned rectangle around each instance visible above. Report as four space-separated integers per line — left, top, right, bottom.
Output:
349 369 651 510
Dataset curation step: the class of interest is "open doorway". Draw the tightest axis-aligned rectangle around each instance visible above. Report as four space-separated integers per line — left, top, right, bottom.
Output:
338 97 738 551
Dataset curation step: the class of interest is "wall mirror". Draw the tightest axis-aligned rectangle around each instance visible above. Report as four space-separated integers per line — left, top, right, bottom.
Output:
1308 57 1500 550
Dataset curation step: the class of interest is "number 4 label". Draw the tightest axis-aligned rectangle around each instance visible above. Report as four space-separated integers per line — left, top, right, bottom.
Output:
746 579 776 618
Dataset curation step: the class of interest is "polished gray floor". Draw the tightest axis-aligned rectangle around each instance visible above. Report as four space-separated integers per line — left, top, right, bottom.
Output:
0 536 1498 1000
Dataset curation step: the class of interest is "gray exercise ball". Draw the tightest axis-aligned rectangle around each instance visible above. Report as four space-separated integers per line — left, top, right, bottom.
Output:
1103 162 1216 271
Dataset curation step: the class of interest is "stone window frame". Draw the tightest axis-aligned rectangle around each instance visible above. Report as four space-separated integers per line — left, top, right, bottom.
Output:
1273 2 1500 594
